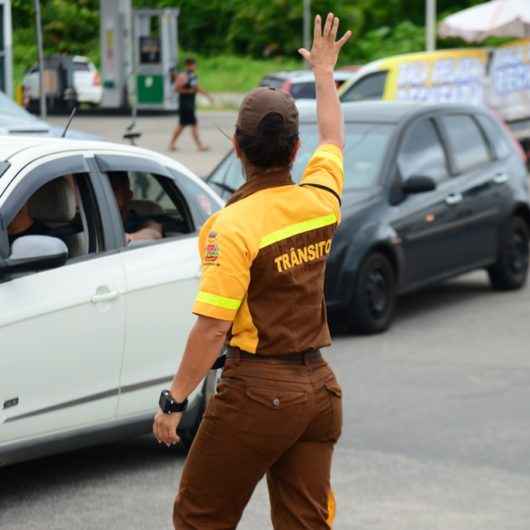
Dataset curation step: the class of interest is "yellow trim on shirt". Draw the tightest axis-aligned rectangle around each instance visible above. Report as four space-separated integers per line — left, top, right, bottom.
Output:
259 213 337 249
314 149 343 170
195 291 242 311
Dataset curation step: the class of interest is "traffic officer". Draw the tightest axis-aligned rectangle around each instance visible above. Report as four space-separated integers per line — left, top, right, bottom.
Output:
153 13 352 529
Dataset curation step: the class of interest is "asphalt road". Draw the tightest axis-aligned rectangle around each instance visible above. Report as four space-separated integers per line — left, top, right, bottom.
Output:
2 114 530 529
48 111 237 179
2 275 529 530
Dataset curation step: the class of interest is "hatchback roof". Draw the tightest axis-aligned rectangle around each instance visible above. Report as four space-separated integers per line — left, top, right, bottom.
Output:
298 101 484 124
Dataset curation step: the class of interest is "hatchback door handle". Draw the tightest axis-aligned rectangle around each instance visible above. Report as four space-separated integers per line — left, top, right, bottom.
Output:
493 173 509 184
91 290 119 304
445 193 463 205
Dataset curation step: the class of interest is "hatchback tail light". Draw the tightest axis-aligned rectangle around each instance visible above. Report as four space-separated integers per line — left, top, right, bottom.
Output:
280 80 292 94
93 72 101 87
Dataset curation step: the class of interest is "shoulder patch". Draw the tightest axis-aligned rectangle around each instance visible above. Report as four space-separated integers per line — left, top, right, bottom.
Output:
204 230 220 263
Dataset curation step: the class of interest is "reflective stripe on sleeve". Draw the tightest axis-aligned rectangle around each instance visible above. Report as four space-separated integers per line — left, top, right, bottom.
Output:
259 213 337 249
195 291 242 311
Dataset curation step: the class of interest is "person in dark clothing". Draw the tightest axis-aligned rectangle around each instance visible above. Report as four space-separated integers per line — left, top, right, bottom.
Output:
169 57 213 152
7 204 50 246
108 172 163 243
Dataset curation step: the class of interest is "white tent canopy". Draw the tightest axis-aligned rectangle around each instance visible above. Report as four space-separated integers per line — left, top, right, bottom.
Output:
439 0 530 42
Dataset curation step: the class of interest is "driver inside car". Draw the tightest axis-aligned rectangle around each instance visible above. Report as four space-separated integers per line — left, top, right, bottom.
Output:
108 171 163 243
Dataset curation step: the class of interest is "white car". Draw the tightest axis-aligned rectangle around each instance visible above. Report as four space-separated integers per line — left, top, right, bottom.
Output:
0 91 100 140
259 70 357 100
0 136 223 466
24 55 103 108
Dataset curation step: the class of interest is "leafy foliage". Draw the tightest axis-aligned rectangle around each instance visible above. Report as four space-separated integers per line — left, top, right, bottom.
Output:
10 0 491 87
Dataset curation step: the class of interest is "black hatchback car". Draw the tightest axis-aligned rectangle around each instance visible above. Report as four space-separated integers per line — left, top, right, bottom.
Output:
206 102 530 333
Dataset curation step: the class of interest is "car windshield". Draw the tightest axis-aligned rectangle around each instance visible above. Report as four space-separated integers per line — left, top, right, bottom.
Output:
210 122 394 192
0 92 37 121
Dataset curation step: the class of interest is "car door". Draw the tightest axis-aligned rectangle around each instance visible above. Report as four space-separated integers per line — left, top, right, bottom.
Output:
389 117 458 288
0 154 126 446
439 113 514 268
93 154 204 418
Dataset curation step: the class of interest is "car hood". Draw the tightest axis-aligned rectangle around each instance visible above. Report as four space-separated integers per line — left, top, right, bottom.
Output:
0 116 50 135
48 126 103 141
341 187 381 213
0 118 102 141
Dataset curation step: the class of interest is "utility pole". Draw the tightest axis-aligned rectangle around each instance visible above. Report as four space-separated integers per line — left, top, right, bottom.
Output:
34 0 46 119
303 0 311 66
426 0 436 51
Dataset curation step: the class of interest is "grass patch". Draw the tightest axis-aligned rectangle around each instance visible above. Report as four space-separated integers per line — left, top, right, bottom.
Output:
11 32 303 96
193 53 304 93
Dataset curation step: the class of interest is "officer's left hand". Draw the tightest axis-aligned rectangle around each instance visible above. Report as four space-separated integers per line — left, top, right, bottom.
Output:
153 409 182 446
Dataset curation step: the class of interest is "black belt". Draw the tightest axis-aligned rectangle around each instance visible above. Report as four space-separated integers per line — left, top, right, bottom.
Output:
210 348 322 369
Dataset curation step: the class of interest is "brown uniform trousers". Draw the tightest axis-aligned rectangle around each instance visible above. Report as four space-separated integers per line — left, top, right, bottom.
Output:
173 350 342 529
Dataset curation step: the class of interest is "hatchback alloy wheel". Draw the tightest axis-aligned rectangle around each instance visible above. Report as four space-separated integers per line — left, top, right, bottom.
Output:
488 216 530 290
349 251 397 334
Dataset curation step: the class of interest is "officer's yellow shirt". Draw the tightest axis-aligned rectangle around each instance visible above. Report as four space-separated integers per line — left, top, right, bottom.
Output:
193 143 344 355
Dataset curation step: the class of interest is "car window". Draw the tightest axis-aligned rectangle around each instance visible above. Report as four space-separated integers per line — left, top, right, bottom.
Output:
341 71 388 102
6 173 103 269
73 62 90 72
259 77 284 89
290 82 316 99
441 114 492 172
476 114 511 159
398 118 449 183
174 172 221 228
106 171 194 244
208 153 243 199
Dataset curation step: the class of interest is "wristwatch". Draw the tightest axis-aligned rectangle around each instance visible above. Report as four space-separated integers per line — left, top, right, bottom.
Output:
159 390 188 414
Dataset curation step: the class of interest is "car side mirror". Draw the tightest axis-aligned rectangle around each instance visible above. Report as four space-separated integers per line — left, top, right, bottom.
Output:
402 176 437 194
0 235 69 275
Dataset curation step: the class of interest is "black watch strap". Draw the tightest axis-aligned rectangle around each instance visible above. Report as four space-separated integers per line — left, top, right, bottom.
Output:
159 390 188 414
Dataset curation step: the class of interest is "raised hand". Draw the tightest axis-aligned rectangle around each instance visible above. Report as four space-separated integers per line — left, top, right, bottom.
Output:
298 13 352 72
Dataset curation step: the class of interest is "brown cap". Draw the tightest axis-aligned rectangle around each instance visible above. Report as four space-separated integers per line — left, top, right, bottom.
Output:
236 87 299 136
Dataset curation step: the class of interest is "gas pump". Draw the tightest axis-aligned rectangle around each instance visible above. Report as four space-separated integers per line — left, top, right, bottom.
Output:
0 0 13 97
100 0 133 109
133 8 179 111
100 1 179 111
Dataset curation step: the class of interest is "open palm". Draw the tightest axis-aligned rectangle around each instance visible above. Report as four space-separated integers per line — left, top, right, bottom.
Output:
298 13 352 71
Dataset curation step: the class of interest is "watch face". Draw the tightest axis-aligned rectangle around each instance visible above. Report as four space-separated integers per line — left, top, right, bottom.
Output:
159 390 188 413
159 391 173 413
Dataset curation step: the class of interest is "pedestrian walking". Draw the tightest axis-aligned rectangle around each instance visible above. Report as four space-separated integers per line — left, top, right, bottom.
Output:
154 13 351 529
169 57 213 152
